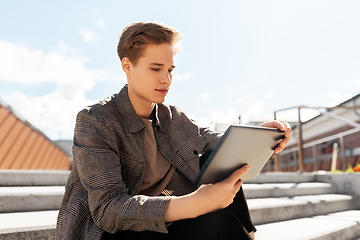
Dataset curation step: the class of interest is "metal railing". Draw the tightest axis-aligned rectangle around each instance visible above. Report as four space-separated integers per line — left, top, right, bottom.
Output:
273 103 360 172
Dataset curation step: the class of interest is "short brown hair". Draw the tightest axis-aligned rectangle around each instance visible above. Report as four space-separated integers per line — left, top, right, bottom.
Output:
117 22 182 65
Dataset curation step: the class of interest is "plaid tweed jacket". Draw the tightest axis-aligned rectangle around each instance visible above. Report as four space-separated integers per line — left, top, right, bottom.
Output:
56 85 222 240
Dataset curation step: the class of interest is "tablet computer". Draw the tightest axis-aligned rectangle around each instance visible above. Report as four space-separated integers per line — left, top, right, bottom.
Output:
194 125 284 185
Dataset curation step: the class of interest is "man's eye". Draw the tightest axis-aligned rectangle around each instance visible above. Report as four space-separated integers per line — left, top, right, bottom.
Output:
151 68 160 71
168 69 173 73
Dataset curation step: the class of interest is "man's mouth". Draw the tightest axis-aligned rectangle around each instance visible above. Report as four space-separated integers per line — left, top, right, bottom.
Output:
155 89 168 93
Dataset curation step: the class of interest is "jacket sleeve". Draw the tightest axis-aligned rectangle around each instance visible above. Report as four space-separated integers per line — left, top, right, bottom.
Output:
73 109 172 234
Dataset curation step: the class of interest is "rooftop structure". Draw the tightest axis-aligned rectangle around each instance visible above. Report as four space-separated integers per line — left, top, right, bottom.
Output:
0 99 70 170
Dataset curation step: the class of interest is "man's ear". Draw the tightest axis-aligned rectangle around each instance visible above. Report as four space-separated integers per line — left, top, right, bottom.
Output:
121 57 132 75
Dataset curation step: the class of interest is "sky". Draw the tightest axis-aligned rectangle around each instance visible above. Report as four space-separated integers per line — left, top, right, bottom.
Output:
0 0 360 140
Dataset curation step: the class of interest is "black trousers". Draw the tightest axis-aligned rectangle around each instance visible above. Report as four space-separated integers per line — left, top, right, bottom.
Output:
102 187 255 240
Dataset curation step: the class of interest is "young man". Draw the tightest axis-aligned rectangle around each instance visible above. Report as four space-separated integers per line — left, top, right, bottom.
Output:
56 22 291 240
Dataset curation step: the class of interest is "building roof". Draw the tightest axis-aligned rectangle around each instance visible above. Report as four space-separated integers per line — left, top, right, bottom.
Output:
287 93 360 146
0 99 70 170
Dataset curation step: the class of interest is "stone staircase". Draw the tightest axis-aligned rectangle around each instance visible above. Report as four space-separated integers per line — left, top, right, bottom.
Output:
0 170 68 239
0 170 360 239
244 172 360 240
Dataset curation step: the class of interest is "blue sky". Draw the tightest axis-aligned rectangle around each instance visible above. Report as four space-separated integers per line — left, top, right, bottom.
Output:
1 0 360 140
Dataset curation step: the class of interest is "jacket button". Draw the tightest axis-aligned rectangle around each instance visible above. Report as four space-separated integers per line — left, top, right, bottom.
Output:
193 150 198 155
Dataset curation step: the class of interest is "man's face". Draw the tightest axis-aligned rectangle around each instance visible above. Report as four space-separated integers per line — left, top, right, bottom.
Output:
126 43 175 106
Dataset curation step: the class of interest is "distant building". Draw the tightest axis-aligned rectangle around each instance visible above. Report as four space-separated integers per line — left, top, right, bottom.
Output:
54 139 73 168
0 100 70 170
266 93 360 172
53 140 73 159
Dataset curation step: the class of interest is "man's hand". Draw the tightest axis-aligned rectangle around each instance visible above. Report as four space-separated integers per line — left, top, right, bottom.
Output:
260 120 291 154
193 165 250 214
164 165 249 222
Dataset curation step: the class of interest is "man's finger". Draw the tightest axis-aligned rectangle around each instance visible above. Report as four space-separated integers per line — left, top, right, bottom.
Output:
260 120 284 131
274 136 290 153
223 165 249 184
274 122 292 153
234 179 243 192
282 122 292 137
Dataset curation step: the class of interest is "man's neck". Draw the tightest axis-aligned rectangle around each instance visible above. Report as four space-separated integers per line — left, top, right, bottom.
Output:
128 90 155 119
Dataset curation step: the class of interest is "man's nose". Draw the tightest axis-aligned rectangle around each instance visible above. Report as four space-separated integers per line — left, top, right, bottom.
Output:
161 72 172 84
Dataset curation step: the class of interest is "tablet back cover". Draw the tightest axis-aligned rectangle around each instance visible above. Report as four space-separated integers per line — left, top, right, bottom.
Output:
194 125 284 185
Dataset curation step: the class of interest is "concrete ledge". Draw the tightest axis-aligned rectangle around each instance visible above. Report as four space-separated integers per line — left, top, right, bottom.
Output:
243 182 337 199
255 210 360 240
0 228 55 240
316 172 360 196
0 186 65 213
252 172 360 196
249 194 360 225
249 172 316 183
0 210 58 235
0 170 70 186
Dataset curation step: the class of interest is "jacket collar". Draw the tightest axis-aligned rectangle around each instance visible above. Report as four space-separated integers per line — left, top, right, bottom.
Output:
115 85 165 133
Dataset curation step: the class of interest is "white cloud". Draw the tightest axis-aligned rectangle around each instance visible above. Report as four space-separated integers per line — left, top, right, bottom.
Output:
79 29 100 43
173 72 193 81
264 89 276 98
210 108 239 124
92 11 106 28
0 40 122 140
0 40 111 88
95 19 106 27
57 41 69 52
2 89 93 140
345 79 360 86
226 87 233 92
185 108 240 130
57 41 83 57
236 97 248 105
240 100 266 124
236 92 258 105
199 92 212 103
196 117 213 129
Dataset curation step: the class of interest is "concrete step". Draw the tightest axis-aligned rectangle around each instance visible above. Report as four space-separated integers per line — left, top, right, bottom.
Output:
243 182 337 199
249 172 316 183
255 210 360 240
0 186 65 213
251 172 360 196
1 209 358 240
0 210 58 240
0 170 70 186
0 170 356 240
248 194 360 225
